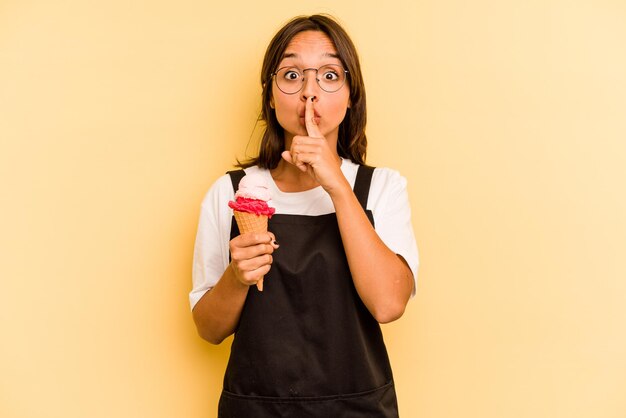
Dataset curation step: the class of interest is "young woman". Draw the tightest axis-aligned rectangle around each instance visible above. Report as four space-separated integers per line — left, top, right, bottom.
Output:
191 14 419 417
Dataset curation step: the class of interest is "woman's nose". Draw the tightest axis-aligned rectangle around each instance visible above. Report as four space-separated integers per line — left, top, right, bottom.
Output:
301 73 320 101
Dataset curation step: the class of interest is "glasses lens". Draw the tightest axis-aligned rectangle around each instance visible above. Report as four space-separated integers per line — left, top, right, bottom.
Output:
275 67 303 94
317 65 346 93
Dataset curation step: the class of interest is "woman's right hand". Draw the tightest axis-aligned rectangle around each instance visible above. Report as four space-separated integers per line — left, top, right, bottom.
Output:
229 232 278 287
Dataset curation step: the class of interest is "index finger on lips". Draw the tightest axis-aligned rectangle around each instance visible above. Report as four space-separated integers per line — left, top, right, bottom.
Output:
305 96 323 138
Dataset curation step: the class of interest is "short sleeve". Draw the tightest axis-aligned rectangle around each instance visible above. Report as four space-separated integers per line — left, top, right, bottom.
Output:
189 174 235 310
368 168 420 296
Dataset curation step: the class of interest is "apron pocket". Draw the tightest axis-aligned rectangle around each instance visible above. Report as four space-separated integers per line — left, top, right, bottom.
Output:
218 381 398 418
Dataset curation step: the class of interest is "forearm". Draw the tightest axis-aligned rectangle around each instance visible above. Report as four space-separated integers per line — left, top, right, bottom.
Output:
330 181 414 323
192 264 249 344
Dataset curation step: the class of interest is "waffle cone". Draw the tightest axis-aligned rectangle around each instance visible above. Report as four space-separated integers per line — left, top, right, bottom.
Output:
233 210 268 291
233 211 268 234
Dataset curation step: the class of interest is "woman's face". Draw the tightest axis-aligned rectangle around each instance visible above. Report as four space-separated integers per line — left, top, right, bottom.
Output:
271 30 350 148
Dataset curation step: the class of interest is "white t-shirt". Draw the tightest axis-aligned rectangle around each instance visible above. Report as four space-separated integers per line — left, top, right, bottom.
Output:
190 159 419 309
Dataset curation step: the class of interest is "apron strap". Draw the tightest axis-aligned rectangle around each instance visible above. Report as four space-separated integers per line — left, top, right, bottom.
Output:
227 169 246 193
353 165 375 211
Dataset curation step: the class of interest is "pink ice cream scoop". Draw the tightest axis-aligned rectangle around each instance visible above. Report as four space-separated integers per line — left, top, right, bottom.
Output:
228 173 275 217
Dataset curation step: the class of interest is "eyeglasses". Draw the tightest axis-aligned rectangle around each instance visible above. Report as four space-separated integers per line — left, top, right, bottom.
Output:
272 64 349 95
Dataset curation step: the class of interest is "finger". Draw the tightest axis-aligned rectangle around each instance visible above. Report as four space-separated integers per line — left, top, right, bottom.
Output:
305 96 323 138
282 150 308 172
289 135 322 157
238 253 273 272
231 237 274 260
290 142 323 157
235 232 274 247
268 231 280 248
241 264 271 284
281 150 293 164
289 151 321 169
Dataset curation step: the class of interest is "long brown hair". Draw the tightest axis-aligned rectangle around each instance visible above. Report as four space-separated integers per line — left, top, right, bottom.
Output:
238 14 367 169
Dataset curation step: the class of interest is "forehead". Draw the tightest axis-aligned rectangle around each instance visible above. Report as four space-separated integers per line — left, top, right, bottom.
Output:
280 30 339 62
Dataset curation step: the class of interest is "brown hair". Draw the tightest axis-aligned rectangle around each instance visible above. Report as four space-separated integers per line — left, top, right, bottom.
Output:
238 14 367 169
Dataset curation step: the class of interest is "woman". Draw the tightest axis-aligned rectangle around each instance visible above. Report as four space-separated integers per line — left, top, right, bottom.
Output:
191 14 419 417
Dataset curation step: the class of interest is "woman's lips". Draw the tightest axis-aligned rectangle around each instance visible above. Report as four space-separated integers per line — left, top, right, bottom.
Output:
298 109 321 118
299 111 321 125
299 116 321 126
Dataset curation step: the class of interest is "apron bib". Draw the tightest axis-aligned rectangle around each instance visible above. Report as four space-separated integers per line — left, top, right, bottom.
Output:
218 166 399 417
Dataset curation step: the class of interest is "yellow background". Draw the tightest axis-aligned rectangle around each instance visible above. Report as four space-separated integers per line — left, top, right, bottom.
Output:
1 0 625 417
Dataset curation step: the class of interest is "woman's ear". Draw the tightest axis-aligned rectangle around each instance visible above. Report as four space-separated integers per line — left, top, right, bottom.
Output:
270 95 275 109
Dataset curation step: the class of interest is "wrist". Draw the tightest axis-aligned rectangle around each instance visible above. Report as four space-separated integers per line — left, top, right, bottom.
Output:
326 176 352 201
226 264 251 291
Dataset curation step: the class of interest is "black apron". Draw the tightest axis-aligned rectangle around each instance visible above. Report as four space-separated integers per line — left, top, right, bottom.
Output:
218 166 399 417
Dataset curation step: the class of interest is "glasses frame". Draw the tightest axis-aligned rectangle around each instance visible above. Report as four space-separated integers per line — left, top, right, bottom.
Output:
272 65 349 95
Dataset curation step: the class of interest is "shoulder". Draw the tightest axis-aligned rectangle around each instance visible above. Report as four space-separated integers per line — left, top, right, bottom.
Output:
343 159 406 190
200 173 234 209
342 159 406 188
371 166 406 185
369 166 408 201
201 167 268 207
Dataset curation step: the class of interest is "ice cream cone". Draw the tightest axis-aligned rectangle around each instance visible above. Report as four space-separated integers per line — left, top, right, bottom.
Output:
229 173 275 292
233 210 268 291
233 211 268 234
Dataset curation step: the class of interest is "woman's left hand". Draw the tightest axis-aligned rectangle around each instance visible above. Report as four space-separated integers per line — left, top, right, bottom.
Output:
281 97 346 194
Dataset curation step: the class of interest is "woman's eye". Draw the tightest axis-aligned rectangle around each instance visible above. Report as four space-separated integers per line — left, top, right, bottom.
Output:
323 71 339 81
284 70 300 80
